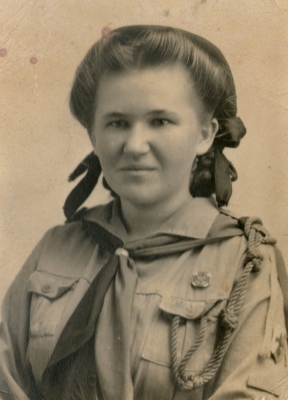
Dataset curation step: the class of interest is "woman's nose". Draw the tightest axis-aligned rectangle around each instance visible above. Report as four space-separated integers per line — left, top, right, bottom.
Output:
123 123 150 155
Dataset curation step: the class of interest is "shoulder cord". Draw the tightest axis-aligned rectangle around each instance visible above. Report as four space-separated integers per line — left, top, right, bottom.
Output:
170 217 276 391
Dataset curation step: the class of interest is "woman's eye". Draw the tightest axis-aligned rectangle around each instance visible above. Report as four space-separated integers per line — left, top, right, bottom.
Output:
151 118 171 127
107 120 129 129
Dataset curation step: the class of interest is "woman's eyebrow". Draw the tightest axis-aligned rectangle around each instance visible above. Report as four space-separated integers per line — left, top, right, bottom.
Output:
145 110 178 117
101 110 179 119
102 112 129 119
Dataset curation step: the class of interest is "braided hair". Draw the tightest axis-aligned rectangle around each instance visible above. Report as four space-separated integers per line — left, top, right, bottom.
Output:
64 25 246 219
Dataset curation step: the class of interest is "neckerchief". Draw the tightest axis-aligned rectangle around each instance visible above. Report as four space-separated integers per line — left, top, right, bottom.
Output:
47 212 244 369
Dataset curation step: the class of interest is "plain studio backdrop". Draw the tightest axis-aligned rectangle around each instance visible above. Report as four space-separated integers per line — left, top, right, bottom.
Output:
0 0 288 305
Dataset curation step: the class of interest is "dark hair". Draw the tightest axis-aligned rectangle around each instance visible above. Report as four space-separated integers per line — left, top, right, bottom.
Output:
67 25 246 215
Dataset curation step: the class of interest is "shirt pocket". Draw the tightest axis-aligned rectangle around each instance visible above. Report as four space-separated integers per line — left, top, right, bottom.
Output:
28 270 79 338
142 296 227 373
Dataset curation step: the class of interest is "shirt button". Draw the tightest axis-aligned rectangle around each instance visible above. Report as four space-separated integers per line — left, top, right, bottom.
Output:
42 284 52 293
87 373 97 387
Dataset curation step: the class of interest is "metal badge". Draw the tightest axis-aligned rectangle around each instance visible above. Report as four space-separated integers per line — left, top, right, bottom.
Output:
191 272 211 288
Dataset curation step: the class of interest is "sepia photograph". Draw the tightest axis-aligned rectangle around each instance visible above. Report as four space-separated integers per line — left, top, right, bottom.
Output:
1 1 288 399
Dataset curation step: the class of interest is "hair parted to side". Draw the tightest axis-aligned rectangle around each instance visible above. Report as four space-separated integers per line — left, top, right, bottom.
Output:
69 25 246 208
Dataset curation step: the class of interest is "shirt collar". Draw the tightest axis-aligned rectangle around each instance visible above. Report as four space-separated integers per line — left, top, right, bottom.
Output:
85 196 219 242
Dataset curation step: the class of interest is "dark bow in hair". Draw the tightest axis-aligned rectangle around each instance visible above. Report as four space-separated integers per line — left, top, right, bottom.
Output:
63 152 102 220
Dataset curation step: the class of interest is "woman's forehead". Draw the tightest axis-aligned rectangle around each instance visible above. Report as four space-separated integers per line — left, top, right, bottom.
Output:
94 65 202 115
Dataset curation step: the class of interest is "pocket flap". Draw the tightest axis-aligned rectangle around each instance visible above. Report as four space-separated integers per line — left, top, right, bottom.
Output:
28 270 78 299
142 296 225 368
159 296 225 320
159 297 206 319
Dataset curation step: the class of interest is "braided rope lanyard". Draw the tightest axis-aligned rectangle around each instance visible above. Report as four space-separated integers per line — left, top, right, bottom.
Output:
170 217 276 391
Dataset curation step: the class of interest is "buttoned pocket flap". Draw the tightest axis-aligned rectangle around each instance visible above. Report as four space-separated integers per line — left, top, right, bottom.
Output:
159 296 225 320
28 270 78 299
28 271 79 338
159 297 206 319
142 297 226 369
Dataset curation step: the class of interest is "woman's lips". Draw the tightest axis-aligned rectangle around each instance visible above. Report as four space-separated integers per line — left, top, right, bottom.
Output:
119 165 156 171
119 166 156 176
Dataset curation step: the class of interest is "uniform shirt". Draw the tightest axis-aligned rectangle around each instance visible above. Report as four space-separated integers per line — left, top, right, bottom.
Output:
0 197 287 399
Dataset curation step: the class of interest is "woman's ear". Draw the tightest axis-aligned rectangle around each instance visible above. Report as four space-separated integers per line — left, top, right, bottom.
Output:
196 118 219 155
89 129 98 155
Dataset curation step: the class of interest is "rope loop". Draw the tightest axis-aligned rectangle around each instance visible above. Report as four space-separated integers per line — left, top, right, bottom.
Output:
169 215 276 392
220 308 238 330
251 258 262 272
243 216 263 238
245 248 263 272
245 248 263 263
180 375 206 391
262 236 277 245
243 217 272 273
171 316 207 390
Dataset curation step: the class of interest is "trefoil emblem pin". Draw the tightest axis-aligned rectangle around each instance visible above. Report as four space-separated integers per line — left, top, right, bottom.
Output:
191 271 211 288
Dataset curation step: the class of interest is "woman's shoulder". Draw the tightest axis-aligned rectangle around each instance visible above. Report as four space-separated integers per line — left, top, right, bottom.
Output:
46 201 113 240
214 207 274 244
217 208 281 285
210 207 279 275
33 202 113 277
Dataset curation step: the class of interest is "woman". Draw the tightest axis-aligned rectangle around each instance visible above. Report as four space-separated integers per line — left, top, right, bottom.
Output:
0 25 287 400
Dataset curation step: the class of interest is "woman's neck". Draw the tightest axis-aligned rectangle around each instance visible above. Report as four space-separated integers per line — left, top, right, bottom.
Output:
120 195 192 241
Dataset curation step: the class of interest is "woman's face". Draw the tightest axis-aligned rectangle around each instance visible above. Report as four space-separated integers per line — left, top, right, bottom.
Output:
91 65 218 209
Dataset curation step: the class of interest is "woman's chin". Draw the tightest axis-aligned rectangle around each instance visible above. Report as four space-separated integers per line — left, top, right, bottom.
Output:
118 189 163 209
